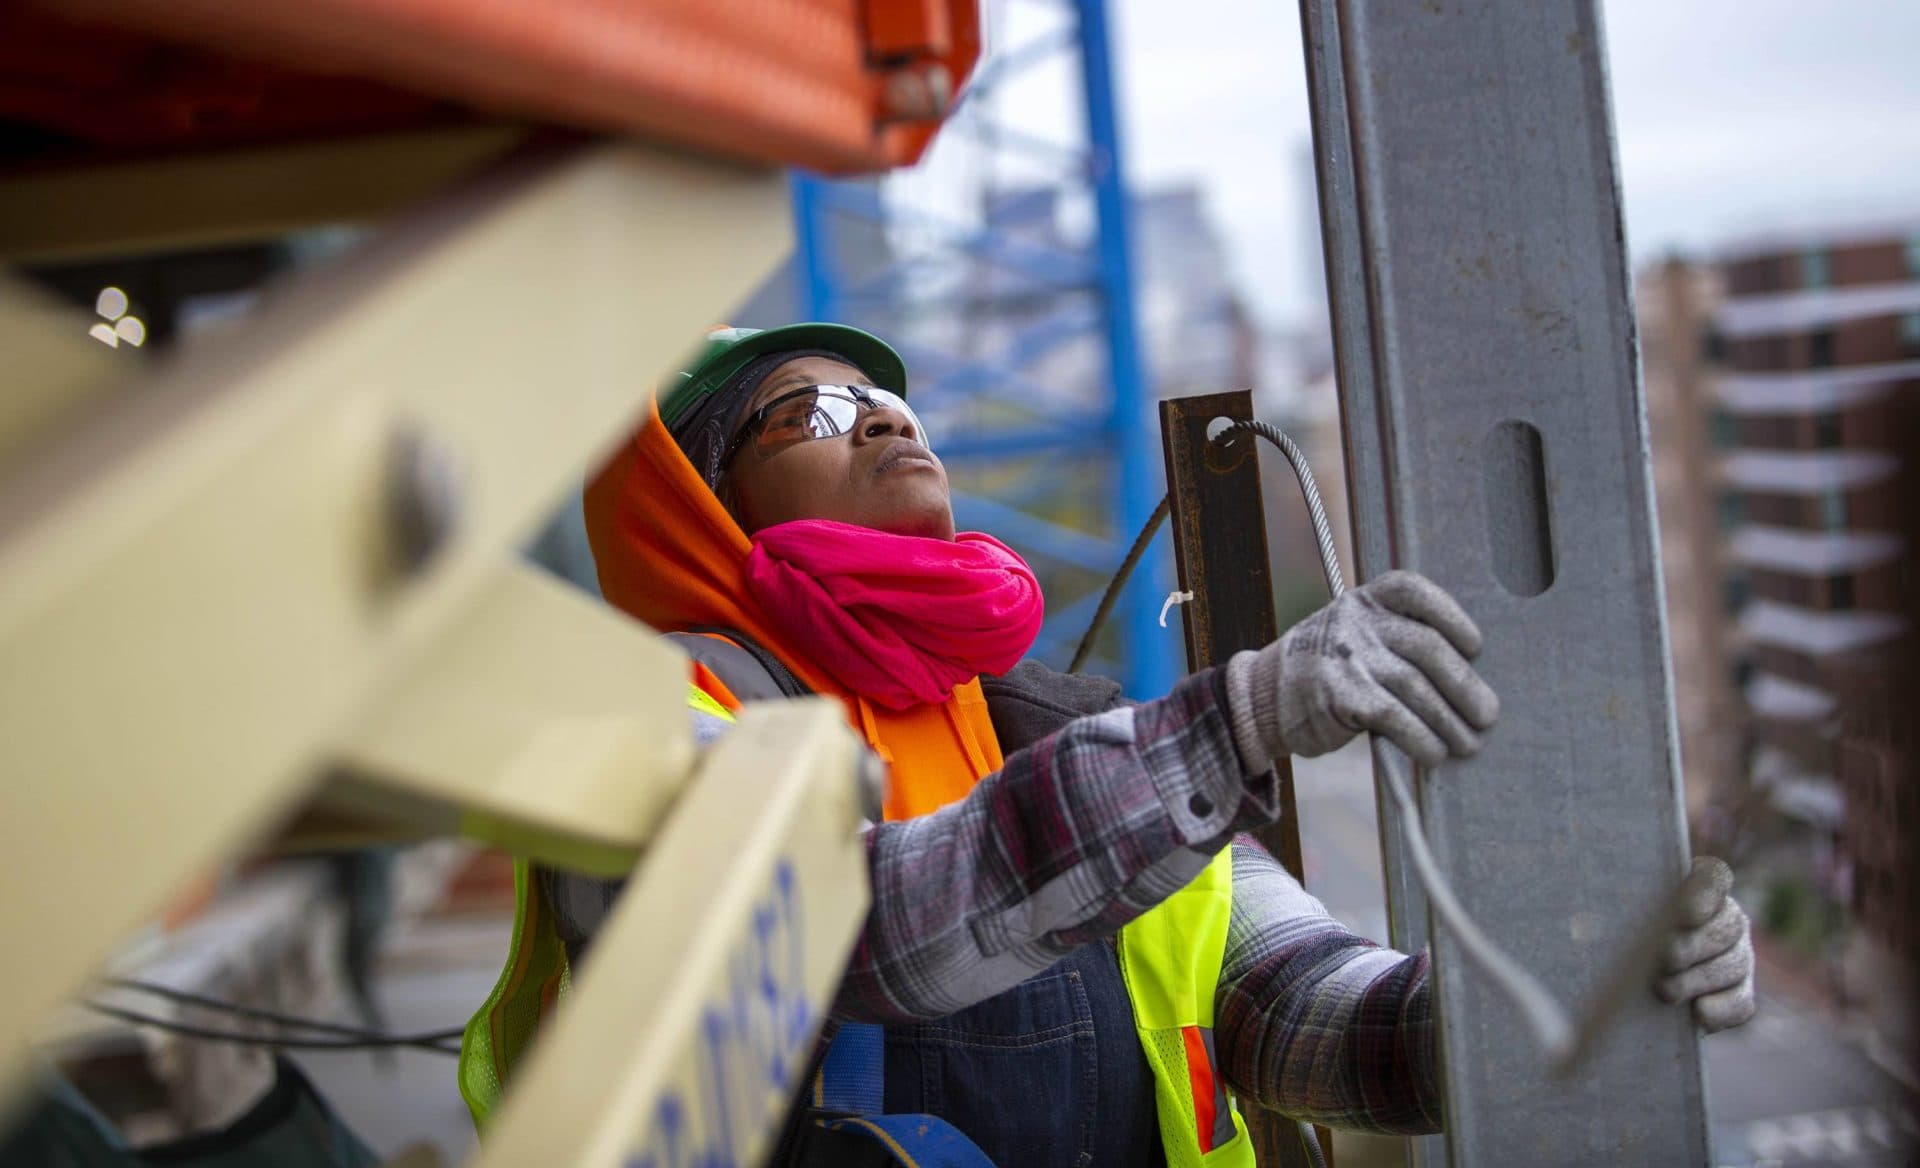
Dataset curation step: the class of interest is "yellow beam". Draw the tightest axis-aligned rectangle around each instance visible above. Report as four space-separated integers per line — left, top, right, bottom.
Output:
473 701 871 1168
0 280 124 465
0 140 790 1095
326 563 694 877
0 126 528 263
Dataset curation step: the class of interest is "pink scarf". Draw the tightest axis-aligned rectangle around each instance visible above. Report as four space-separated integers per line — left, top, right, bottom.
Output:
743 520 1045 711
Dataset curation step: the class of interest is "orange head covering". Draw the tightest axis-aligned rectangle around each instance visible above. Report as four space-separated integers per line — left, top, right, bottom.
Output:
584 396 1003 819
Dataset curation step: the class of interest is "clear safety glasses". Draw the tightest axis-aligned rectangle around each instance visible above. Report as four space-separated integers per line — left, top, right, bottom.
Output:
725 384 929 462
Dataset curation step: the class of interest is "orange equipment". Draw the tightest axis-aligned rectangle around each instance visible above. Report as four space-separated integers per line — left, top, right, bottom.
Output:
1 0 980 173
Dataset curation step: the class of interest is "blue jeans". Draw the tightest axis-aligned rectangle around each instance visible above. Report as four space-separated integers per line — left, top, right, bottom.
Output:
871 940 1163 1168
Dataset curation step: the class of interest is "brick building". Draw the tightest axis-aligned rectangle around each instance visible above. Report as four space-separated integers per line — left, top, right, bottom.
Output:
1715 228 1917 900
1644 226 1918 1003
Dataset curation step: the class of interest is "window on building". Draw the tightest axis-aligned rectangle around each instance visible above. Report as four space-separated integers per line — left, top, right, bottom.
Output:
1802 248 1831 289
1722 571 1751 615
1730 653 1755 690
1764 572 1813 607
1746 416 1794 448
1716 490 1745 530
1808 329 1836 367
1900 311 1920 353
1744 493 1790 525
1906 236 1920 277
1709 409 1741 449
1820 488 1848 530
1814 412 1843 447
1828 574 1855 610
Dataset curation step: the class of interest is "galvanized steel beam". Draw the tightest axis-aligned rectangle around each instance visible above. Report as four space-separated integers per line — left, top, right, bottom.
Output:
1297 2 1435 1161
1298 0 1429 946
1302 2 1708 1163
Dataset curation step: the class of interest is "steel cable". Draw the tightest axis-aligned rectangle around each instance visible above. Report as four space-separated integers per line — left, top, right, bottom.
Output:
1066 495 1169 673
83 1002 464 1054
83 980 464 1055
1072 416 1592 1068
1226 419 1580 1063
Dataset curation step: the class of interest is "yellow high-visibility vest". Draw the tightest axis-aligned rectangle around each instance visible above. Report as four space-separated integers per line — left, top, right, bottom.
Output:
1118 848 1254 1166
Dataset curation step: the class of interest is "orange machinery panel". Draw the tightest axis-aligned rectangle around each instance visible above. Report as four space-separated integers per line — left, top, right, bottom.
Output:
0 0 980 174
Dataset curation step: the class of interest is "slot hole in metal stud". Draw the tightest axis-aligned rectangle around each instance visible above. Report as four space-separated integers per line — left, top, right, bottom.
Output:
1480 419 1555 597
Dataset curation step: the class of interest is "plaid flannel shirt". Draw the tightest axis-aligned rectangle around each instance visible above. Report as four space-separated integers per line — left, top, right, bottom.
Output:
548 665 1438 1135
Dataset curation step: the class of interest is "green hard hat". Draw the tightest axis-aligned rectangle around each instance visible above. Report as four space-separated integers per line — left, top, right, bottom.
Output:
659 322 909 430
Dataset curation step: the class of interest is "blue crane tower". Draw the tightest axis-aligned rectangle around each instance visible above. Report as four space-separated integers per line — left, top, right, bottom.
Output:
788 0 1177 699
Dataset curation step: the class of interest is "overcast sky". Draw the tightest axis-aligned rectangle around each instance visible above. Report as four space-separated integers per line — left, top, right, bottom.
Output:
911 1 1920 327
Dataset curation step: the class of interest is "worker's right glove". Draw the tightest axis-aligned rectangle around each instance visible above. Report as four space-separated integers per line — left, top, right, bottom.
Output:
1224 569 1500 770
1656 855 1757 1033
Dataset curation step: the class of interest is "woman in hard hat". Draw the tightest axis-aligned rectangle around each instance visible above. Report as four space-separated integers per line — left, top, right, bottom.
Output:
468 324 1756 1167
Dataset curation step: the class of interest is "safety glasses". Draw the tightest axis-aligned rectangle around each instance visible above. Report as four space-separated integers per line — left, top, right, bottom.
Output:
725 384 929 462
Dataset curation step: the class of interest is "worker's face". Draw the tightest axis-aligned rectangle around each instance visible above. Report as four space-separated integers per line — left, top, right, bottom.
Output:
722 356 955 540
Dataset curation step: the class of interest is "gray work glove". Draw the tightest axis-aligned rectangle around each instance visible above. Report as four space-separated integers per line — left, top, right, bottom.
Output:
1656 856 1757 1033
1224 569 1500 769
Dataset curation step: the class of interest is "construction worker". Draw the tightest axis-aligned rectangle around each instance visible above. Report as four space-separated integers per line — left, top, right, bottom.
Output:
464 324 1757 1166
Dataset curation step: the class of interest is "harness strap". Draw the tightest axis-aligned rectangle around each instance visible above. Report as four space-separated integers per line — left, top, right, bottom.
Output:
819 1114 999 1168
818 1023 885 1115
809 1023 995 1166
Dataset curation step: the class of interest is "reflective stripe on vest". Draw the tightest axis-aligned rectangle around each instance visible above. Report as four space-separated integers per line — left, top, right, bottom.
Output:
686 682 734 720
1115 848 1254 1167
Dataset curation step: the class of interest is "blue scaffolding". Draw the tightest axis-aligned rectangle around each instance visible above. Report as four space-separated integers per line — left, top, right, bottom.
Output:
789 0 1177 698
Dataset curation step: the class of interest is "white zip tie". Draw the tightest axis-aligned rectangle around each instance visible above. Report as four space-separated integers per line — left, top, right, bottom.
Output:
1158 590 1193 628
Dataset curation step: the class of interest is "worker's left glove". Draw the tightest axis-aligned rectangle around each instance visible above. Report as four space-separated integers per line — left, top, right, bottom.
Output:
1656 856 1756 1034
1224 569 1499 769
